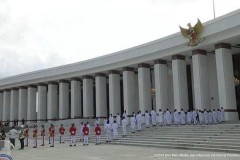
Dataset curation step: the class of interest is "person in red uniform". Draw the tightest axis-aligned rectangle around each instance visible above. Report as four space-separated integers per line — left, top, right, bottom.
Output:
24 125 29 147
49 124 55 147
59 124 65 144
95 124 101 145
48 125 51 144
32 125 38 148
82 124 89 146
69 123 77 146
40 125 45 146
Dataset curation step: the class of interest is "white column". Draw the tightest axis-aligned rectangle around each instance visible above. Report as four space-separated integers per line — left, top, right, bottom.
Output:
71 78 82 118
3 90 10 121
37 85 47 121
10 89 18 125
27 86 37 123
95 73 107 117
208 54 219 109
192 50 210 111
18 87 27 124
172 55 189 111
154 60 168 111
123 67 137 115
215 43 237 121
138 63 152 112
0 92 3 121
59 81 69 119
47 82 58 120
109 70 121 116
83 76 94 117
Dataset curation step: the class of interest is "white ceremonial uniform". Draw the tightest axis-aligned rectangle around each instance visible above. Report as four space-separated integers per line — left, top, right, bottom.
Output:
116 115 121 127
199 112 204 125
217 110 222 123
130 117 136 133
204 111 208 125
180 111 186 125
109 116 114 125
79 124 84 141
105 123 112 142
136 113 142 131
213 111 218 124
151 110 156 126
112 123 118 140
158 111 163 126
173 111 178 125
122 119 128 136
192 111 197 125
145 112 150 127
122 112 126 118
165 111 171 125
220 108 225 122
208 112 213 124
187 111 192 125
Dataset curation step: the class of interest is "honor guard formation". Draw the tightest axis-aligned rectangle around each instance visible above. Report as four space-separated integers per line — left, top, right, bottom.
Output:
0 107 226 150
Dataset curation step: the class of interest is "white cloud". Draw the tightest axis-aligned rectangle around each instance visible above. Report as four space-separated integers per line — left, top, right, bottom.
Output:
0 0 239 78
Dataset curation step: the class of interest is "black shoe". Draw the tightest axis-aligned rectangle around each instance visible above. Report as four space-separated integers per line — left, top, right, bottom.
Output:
74 144 76 146
50 145 54 147
69 145 72 147
62 142 65 143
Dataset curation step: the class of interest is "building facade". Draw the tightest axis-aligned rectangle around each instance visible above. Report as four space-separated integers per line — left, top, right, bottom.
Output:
1 10 240 123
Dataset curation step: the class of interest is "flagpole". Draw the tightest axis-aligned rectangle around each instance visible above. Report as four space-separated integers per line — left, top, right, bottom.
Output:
213 0 216 19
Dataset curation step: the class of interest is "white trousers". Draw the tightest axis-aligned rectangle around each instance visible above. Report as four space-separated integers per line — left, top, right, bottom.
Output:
50 136 54 146
106 131 111 141
70 135 76 145
83 135 88 144
137 122 141 130
96 135 100 144
60 135 65 143
33 137 37 147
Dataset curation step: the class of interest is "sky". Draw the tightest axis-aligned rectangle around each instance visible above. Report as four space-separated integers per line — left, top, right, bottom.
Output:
0 0 240 78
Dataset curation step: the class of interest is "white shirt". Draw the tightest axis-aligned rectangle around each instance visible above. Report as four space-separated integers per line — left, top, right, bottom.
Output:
9 129 18 139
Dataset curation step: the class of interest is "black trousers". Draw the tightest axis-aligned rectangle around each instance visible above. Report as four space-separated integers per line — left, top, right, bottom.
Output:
9 138 15 146
20 138 24 149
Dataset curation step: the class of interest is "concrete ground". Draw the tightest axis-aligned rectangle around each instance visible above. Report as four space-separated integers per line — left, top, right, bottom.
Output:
7 140 240 160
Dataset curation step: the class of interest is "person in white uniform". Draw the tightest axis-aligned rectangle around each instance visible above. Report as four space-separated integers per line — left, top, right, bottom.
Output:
136 112 142 131
109 114 114 126
130 115 136 133
116 113 121 127
192 109 197 125
145 110 150 128
158 109 163 126
217 109 222 123
204 109 209 125
180 109 186 125
220 107 225 122
151 109 157 126
105 121 112 142
198 110 204 125
122 117 128 137
165 109 171 126
212 109 218 124
112 121 118 140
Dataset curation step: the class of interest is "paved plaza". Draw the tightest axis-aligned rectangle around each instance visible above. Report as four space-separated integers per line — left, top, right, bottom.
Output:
8 141 240 160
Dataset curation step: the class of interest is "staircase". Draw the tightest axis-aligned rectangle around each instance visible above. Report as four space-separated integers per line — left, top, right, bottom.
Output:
32 121 240 153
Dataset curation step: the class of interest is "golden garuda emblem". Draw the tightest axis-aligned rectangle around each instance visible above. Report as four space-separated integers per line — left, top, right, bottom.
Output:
179 19 204 46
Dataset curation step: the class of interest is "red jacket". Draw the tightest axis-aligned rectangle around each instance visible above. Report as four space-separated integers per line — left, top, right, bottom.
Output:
49 127 55 137
24 128 29 137
69 127 76 136
82 126 89 135
33 129 38 138
59 127 65 135
41 128 45 136
95 126 101 135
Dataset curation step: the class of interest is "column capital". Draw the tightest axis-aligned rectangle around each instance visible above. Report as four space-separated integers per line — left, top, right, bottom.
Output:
82 75 93 79
70 78 81 81
59 79 69 83
138 63 151 68
154 59 167 65
38 83 47 86
19 86 28 89
172 55 185 60
123 67 134 72
0 91 3 93
109 70 120 75
95 73 106 77
4 89 11 92
48 81 58 85
192 49 207 55
11 87 18 90
215 43 231 49
28 85 37 88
